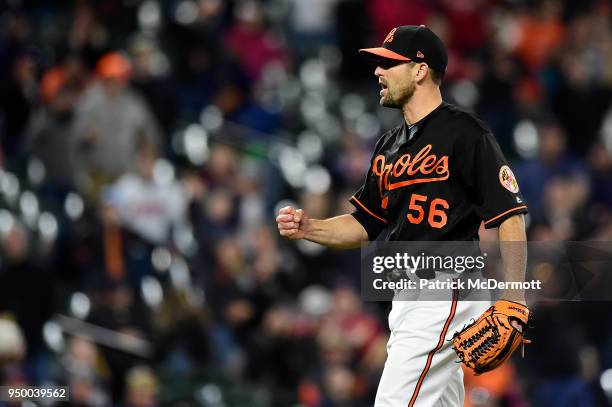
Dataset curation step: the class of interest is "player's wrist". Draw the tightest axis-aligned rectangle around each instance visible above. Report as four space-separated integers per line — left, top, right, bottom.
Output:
499 289 526 306
301 218 319 241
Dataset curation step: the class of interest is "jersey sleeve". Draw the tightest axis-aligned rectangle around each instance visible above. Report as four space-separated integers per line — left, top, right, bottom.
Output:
349 153 388 241
460 133 528 229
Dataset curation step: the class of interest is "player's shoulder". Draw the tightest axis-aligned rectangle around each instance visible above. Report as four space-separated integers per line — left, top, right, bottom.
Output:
374 122 403 150
439 102 493 142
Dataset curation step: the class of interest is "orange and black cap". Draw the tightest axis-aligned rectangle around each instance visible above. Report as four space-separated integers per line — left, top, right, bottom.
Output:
359 25 448 73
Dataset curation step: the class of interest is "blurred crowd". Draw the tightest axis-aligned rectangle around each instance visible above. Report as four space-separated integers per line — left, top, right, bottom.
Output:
1 0 612 406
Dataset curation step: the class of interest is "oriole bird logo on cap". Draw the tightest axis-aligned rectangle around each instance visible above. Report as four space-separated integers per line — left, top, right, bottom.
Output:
384 28 397 44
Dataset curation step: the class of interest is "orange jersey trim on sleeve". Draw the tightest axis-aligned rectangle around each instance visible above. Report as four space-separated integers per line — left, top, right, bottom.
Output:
483 205 528 227
350 195 388 224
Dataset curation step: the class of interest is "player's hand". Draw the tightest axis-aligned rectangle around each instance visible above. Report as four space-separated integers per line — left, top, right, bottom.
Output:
501 297 526 331
276 206 309 240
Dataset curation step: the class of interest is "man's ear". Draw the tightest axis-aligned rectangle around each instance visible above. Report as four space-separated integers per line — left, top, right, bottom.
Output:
415 63 429 83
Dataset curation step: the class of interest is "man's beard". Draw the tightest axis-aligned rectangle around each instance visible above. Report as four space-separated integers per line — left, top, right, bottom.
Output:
381 80 416 108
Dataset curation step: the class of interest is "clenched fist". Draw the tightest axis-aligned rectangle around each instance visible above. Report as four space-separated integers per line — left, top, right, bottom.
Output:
276 206 309 240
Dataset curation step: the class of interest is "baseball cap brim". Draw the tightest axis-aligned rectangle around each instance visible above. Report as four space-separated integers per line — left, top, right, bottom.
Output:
358 47 411 61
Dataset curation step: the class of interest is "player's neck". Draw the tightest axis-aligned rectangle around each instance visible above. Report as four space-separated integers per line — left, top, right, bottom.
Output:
402 89 443 125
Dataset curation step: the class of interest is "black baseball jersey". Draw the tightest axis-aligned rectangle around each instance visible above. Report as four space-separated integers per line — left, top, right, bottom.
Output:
350 102 528 241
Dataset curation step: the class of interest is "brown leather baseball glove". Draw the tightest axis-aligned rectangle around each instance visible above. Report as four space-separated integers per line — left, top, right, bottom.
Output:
451 300 530 375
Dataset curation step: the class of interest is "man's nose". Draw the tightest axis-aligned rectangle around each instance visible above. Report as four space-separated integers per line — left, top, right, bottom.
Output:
374 66 384 77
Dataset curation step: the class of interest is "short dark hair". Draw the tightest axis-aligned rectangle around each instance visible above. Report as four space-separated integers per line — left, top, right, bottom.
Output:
430 69 444 86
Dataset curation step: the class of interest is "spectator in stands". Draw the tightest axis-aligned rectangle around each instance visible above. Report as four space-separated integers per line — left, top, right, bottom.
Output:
367 0 430 44
103 138 188 246
123 366 159 407
552 8 612 155
100 137 190 284
513 0 565 73
74 52 161 198
287 0 339 58
129 36 178 136
225 0 288 83
67 2 110 67
0 52 37 161
516 120 587 222
86 278 152 402
0 222 53 369
439 0 488 55
588 142 612 211
0 318 26 385
322 363 367 406
25 55 89 194
534 174 591 241
61 336 110 407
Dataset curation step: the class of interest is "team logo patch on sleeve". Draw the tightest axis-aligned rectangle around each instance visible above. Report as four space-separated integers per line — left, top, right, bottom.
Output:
499 165 519 193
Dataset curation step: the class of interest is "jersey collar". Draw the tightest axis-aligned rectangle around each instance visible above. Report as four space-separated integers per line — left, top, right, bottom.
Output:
396 101 448 146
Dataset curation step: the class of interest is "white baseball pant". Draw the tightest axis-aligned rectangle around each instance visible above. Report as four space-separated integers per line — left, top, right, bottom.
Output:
375 289 490 406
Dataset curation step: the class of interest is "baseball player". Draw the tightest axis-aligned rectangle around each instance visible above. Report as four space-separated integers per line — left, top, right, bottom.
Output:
277 25 529 406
